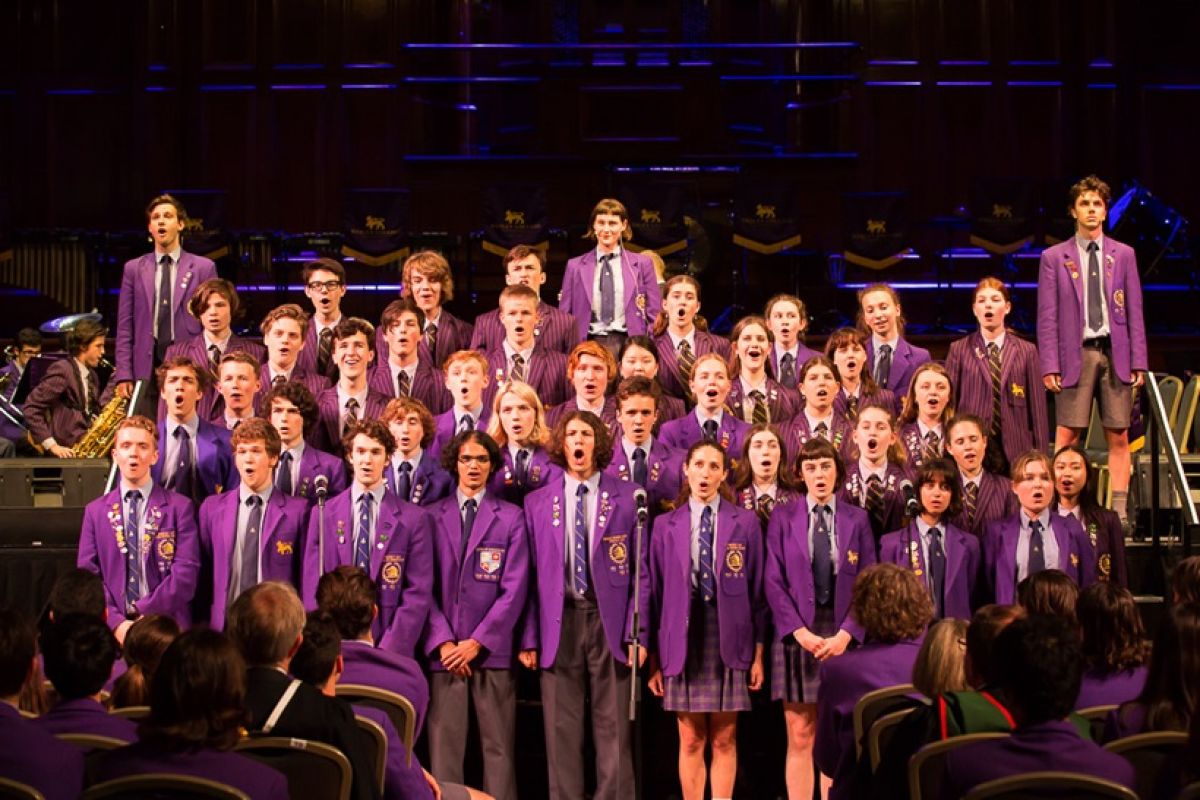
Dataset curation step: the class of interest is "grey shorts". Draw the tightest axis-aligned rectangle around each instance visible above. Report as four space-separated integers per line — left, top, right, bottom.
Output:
1056 344 1133 430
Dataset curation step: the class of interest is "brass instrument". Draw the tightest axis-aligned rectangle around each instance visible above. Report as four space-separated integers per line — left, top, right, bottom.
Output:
74 380 143 459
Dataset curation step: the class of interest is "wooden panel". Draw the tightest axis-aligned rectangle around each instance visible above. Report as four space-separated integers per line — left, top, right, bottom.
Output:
857 85 923 194
49 0 133 80
1138 87 1200 226
863 0 921 63
200 0 257 70
1007 0 1062 64
195 89 259 226
264 88 330 228
44 93 128 226
145 2 181 72
929 85 994 209
935 0 989 63
271 0 329 66
338 87 404 187
1001 85 1062 178
342 0 399 62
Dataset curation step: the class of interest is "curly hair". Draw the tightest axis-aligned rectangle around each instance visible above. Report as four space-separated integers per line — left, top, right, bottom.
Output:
340 419 396 460
156 355 212 393
548 410 614 471
1068 174 1112 209
260 381 319 437
441 430 504 480
852 563 935 643
381 396 437 451
315 566 377 641
230 417 282 458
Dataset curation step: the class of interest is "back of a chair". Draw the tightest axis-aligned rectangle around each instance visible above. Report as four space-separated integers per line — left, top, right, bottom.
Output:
853 683 919 759
235 736 351 800
354 715 388 795
1175 375 1200 453
869 706 917 771
962 770 1138 799
81 773 250 800
54 733 126 751
909 732 1010 800
109 705 151 721
0 776 45 800
1178 781 1200 800
1076 705 1118 743
336 683 416 766
1103 731 1188 800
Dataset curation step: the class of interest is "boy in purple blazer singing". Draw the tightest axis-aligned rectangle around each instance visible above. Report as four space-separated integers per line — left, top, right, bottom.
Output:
113 194 217 403
425 431 529 800
381 397 453 506
297 257 347 381
78 416 200 642
430 350 492 459
263 380 348 503
482 284 570 411
254 304 332 408
521 410 648 800
197 419 308 629
1037 175 1147 524
983 450 1096 605
471 244 580 355
151 357 235 504
559 198 662 355
213 350 261 430
371 298 451 414
312 318 389 456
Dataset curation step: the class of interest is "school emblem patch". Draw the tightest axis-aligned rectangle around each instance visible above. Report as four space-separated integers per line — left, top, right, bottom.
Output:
479 549 503 575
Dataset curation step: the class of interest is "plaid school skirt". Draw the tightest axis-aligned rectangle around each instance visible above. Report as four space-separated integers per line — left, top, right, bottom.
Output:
770 603 836 704
664 596 751 713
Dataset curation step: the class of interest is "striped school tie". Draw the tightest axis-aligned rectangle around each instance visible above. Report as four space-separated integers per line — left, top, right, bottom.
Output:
677 340 695 390
750 390 769 425
987 342 1003 437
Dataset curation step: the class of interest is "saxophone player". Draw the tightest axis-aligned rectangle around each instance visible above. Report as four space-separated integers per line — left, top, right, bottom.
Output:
25 319 109 458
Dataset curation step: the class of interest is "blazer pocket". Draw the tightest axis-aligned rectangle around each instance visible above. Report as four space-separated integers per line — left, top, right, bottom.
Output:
601 532 632 585
473 545 506 582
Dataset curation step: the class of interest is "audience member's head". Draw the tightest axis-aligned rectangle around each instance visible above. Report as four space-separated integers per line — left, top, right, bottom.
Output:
992 614 1084 726
142 629 248 751
110 614 181 709
0 607 36 702
1077 582 1150 675
965 604 1027 689
46 568 106 623
290 612 343 695
1173 556 1200 605
912 617 969 697
315 566 377 642
852 563 935 644
226 581 306 668
39 613 118 701
1016 569 1079 622
1133 601 1200 733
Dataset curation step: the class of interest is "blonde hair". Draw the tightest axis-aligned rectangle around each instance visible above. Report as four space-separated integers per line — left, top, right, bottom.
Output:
912 618 969 697
402 250 455 302
485 381 551 448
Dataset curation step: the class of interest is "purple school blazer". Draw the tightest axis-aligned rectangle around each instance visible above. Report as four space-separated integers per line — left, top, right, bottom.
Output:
523 474 649 667
865 337 932 399
833 386 896 422
951 471 1019 537
945 331 1049 465
1060 505 1129 587
649 501 766 676
423 492 530 669
604 438 685 511
114 250 216 383
815 637 923 800
24 357 101 447
373 308 475 368
982 512 1097 604
1076 666 1147 711
486 446 562 506
30 697 138 742
482 346 571 410
727 377 801 426
162 334 266 422
546 395 618 432
879 521 980 620
779 412 855 465
899 422 945 470
942 719 1135 797
764 500 876 644
559 249 662 341
341 639 430 733
471 300 581 356
197 488 308 628
368 361 451 415
310 386 391 456
656 393 687 427
354 704 435 800
653 330 732 400
96 741 289 800
303 487 433 655
1037 236 1148 388
290 444 350 503
0 703 85 800
78 485 200 629
840 461 913 543
428 407 493 463
765 344 824 385
296 315 342 380
150 416 236 503
385 452 454 507
251 367 332 413
658 410 751 458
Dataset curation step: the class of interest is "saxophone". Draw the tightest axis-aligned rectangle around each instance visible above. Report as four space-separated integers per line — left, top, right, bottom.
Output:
74 377 143 459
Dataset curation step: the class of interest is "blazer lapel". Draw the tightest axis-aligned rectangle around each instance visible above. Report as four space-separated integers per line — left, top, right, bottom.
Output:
580 252 597 310
260 493 287 564
440 499 465 571
620 251 642 323
140 254 157 316
835 504 860 571
944 526 965 587
371 496 401 574
174 255 193 315
1063 244 1083 306
467 496 498 558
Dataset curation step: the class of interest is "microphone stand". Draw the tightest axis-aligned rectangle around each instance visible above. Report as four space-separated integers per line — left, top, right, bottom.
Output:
316 481 328 578
629 494 648 800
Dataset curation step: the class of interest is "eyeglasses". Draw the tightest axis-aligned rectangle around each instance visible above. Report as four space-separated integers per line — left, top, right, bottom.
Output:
457 455 491 465
306 280 344 293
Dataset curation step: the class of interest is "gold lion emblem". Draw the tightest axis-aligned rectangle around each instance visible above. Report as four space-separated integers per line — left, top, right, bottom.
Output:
640 209 662 224
504 209 526 226
866 219 886 235
365 215 386 231
992 204 1013 220
755 204 777 221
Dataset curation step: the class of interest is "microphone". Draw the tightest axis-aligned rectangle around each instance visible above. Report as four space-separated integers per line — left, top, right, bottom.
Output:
633 488 649 524
900 479 919 518
313 475 329 502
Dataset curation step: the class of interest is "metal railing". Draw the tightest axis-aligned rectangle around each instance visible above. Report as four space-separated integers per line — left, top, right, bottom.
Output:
1145 371 1199 555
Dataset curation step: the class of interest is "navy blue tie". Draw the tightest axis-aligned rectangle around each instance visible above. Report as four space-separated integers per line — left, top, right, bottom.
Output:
632 447 647 486
928 527 946 618
703 419 719 443
461 497 477 555
812 505 834 606
276 452 293 495
155 255 173 363
237 496 263 600
169 426 194 500
515 449 530 486
355 493 373 572
124 491 143 615
573 484 589 595
1028 519 1046 577
395 462 412 501
599 254 616 325
699 506 716 603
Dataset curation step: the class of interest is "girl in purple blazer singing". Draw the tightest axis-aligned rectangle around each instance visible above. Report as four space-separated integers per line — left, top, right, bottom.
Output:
944 414 1018 537
946 277 1048 474
728 316 800 426
648 441 765 800
825 327 896 422
780 356 853 464
730 424 802 531
764 294 822 390
658 353 751 456
484 380 561 504
765 437 877 800
651 275 731 402
842 403 911 544
858 283 932 399
1053 444 1129 587
898 362 955 470
618 335 687 426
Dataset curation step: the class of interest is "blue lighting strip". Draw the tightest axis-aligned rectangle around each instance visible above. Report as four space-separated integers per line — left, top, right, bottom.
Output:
867 59 918 66
1007 81 1062 87
402 76 540 84
720 74 856 81
935 81 992 87
403 42 859 50
863 81 921 87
